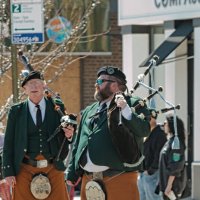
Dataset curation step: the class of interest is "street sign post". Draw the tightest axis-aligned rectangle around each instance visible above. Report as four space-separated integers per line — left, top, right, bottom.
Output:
10 0 44 44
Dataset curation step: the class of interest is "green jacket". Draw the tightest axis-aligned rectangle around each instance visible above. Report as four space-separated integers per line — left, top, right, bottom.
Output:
66 95 150 183
2 97 68 178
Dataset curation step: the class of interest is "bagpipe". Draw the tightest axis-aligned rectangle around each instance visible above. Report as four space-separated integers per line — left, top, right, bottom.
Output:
115 54 181 150
107 92 144 166
106 86 169 166
18 50 77 161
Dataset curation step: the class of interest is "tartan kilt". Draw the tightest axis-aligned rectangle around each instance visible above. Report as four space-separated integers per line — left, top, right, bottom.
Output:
0 180 11 200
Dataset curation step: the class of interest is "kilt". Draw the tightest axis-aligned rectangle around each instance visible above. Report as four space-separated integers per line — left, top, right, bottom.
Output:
13 162 69 200
81 171 139 200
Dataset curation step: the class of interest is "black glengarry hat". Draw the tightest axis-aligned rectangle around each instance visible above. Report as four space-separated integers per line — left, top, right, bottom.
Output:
97 66 127 84
21 71 44 87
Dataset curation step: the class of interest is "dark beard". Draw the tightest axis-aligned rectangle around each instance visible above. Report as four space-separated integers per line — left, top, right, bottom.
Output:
94 83 113 101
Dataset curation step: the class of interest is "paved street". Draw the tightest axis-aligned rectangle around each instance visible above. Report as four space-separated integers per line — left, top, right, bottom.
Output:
72 193 192 200
73 196 191 200
72 196 192 199
74 197 81 200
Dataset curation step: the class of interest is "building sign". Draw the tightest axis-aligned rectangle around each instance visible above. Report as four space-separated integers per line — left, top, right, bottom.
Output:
46 16 72 44
10 0 44 44
118 0 200 25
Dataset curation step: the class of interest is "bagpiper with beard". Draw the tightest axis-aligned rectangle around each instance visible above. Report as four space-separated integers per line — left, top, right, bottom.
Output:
66 66 151 200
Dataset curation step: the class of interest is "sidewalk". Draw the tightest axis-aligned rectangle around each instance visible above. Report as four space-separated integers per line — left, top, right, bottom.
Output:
74 197 81 200
73 196 191 200
73 191 81 200
72 194 192 200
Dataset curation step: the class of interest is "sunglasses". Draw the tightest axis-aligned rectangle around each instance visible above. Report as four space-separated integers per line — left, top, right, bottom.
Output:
96 79 115 85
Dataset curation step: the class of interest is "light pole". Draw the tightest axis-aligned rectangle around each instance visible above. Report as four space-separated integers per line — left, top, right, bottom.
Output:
11 44 19 103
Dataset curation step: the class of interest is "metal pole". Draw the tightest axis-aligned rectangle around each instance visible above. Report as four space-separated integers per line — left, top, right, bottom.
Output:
11 44 19 103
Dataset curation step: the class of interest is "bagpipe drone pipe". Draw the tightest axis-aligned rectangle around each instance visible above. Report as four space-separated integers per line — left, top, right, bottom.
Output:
129 54 181 150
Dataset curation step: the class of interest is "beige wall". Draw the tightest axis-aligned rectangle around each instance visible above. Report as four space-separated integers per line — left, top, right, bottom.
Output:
44 59 81 114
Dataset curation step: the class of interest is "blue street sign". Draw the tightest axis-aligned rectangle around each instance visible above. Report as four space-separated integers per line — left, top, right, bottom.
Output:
12 33 44 44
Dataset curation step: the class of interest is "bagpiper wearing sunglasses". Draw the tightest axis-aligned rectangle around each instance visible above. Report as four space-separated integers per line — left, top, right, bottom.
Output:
66 66 151 200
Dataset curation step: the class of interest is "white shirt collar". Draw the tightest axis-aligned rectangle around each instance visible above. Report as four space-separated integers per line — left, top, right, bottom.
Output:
28 97 45 111
28 97 46 124
99 100 111 108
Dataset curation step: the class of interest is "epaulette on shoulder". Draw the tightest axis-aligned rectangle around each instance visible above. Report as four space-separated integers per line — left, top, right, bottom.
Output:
85 102 98 111
81 102 98 115
7 101 26 115
12 100 25 109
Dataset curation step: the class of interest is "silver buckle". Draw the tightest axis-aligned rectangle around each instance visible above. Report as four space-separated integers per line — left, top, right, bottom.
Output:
92 172 103 180
37 160 48 168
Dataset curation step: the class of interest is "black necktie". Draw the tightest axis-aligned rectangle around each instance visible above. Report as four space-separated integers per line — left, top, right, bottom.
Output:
90 103 107 128
97 103 107 114
36 105 42 127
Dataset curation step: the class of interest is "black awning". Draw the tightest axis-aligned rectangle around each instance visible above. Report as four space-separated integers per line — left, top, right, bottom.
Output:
139 21 193 67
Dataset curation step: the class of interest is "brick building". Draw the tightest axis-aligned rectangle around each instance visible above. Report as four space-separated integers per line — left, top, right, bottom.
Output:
0 9 122 125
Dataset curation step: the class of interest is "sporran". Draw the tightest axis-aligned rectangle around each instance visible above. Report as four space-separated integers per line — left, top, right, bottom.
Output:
30 173 51 199
85 179 106 200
